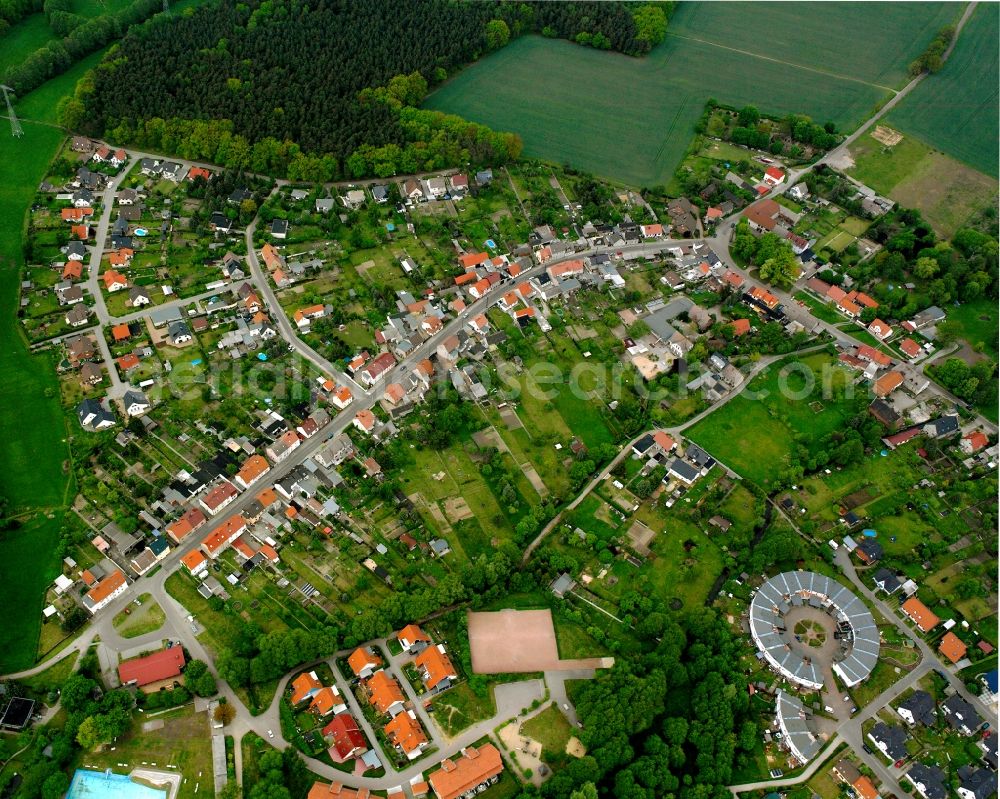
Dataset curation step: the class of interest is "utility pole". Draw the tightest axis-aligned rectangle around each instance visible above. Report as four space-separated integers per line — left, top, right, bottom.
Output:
0 85 23 138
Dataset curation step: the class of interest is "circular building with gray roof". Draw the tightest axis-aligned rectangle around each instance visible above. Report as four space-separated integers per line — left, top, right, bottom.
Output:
750 570 879 690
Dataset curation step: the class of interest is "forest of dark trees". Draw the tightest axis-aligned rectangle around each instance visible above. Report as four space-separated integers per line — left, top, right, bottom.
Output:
70 0 671 180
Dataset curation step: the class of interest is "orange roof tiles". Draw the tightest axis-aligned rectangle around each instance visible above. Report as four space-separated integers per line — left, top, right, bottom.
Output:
548 259 584 278
749 286 779 308
732 318 751 336
838 298 862 316
963 431 988 452
236 454 270 487
873 371 904 398
348 646 383 676
260 544 279 563
63 262 83 280
852 776 879 799
85 569 127 606
365 670 405 715
398 624 430 648
307 782 371 799
938 631 967 664
257 487 278 507
900 338 922 358
857 345 891 366
652 431 675 452
181 549 207 573
111 323 131 342
103 269 127 290
200 515 247 555
458 252 489 269
309 686 343 716
415 646 456 690
384 711 427 755
232 536 257 560
901 597 940 632
429 745 504 799
291 671 323 705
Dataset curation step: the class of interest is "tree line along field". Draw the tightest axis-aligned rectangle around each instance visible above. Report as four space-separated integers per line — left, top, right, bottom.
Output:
424 2 960 188
0 0 138 77
886 2 1000 178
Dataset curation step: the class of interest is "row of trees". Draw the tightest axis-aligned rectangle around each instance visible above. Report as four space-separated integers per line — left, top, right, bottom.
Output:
909 25 955 75
2 0 162 95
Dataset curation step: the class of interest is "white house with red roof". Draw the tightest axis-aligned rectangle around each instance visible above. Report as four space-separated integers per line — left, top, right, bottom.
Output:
868 319 892 340
763 166 785 186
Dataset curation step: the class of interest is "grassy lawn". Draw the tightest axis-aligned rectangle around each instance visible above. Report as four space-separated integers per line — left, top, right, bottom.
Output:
686 352 860 487
848 128 998 238
112 592 167 639
851 658 909 707
432 682 496 737
793 291 843 325
426 4 956 186
73 705 214 799
21 650 79 695
949 298 999 358
521 704 573 767
886 2 999 177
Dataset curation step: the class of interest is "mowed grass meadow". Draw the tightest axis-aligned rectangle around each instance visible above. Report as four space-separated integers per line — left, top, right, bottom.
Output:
425 2 960 187
887 2 1000 177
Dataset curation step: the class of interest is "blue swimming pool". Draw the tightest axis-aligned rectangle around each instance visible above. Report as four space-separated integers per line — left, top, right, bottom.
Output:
67 770 168 799
134 228 149 236
485 238 497 249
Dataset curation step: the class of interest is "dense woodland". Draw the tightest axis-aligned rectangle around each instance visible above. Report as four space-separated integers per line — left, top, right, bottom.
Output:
69 0 671 179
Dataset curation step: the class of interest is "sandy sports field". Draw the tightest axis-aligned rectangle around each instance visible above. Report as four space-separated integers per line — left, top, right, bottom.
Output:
468 609 611 673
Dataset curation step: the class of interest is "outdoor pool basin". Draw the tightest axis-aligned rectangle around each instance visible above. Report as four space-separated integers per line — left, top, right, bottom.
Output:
67 769 168 799
485 238 497 249
134 228 149 236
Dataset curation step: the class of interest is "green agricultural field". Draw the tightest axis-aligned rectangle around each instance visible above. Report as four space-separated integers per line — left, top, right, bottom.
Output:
0 513 65 671
0 118 71 670
686 353 862 487
887 3 999 178
426 3 958 187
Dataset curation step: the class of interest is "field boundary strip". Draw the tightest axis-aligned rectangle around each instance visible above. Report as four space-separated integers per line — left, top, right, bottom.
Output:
665 31 898 93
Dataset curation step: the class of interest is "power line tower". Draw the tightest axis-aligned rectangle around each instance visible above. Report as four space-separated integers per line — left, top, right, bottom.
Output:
162 0 169 13
0 85 23 138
